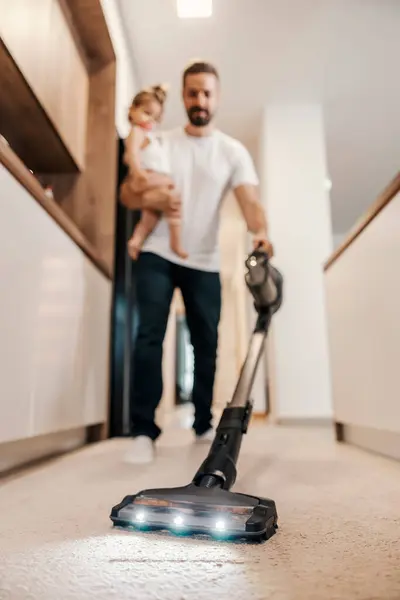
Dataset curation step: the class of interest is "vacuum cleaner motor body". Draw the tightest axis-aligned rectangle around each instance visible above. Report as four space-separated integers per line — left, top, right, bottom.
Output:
245 249 283 314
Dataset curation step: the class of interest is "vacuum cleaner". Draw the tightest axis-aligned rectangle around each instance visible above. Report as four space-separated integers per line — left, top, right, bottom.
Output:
110 246 283 543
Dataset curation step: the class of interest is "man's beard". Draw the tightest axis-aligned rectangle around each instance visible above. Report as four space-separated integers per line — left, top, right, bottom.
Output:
187 106 212 127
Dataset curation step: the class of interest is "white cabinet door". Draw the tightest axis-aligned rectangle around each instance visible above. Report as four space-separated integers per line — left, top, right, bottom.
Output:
0 165 111 443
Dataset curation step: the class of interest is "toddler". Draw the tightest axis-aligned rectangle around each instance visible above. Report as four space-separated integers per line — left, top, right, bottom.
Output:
124 84 187 260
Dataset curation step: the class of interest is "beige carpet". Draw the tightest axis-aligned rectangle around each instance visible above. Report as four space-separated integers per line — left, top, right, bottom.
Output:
0 420 399 600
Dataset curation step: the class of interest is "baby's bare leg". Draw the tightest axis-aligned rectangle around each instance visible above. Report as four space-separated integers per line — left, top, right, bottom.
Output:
167 215 188 259
128 209 159 260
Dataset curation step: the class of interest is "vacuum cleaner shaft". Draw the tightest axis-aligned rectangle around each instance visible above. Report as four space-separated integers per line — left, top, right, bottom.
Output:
193 319 269 491
228 328 269 409
192 250 282 493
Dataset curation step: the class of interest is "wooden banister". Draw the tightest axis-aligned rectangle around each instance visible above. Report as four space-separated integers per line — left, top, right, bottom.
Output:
0 137 112 280
324 171 400 271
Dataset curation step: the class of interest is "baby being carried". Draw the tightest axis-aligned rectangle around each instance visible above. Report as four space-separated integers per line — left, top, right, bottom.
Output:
122 84 187 261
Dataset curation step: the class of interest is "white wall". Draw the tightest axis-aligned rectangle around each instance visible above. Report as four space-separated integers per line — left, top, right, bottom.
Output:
333 233 346 249
0 165 112 445
100 0 139 138
325 191 400 435
260 104 333 421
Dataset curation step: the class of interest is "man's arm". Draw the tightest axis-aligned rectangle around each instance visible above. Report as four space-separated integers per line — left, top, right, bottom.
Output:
230 142 273 255
234 183 267 235
120 175 180 213
120 128 178 212
233 184 273 255
123 127 174 194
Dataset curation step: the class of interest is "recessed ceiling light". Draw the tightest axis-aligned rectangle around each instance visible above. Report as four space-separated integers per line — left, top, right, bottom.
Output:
177 0 212 18
324 178 332 191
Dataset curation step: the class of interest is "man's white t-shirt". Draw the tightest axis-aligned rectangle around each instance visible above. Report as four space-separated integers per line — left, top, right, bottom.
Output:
141 127 259 272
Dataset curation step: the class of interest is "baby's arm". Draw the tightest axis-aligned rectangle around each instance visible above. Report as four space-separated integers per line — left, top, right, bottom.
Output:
120 129 177 212
123 125 147 181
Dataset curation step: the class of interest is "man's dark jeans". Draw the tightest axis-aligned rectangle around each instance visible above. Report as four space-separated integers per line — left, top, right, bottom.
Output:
130 252 221 440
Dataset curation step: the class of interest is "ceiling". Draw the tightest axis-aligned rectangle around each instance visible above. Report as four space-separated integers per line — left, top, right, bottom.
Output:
117 0 400 234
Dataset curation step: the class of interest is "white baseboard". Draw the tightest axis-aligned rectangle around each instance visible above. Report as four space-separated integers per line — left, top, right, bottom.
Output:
339 423 400 462
274 417 333 427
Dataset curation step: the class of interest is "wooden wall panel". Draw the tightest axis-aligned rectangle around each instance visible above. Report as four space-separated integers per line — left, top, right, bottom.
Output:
37 61 118 272
85 61 118 270
65 0 115 71
0 0 89 170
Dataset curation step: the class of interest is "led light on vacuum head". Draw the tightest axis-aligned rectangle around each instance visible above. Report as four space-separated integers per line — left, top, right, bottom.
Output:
174 515 184 527
215 520 225 531
111 486 278 542
134 510 146 523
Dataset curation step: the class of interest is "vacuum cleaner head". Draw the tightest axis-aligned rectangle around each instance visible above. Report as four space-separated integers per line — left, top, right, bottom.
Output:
110 483 278 542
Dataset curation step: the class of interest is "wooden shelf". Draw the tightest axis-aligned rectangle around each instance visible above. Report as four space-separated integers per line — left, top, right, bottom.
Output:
0 39 79 174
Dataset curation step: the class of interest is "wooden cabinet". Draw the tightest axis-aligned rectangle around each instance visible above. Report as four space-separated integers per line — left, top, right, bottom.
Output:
0 0 118 458
0 164 112 444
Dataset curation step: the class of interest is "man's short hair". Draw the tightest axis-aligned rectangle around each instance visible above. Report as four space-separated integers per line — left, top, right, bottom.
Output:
182 60 219 86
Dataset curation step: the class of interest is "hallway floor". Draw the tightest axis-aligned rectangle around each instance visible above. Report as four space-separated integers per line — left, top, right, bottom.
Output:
0 420 399 600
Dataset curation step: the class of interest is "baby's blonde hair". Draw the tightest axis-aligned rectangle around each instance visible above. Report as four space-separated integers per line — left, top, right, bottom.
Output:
130 83 169 112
